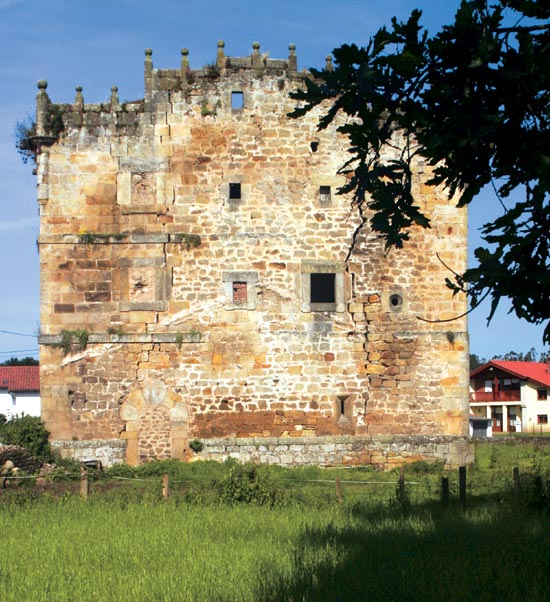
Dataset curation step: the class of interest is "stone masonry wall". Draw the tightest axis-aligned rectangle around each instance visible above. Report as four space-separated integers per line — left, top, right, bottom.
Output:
36 42 469 466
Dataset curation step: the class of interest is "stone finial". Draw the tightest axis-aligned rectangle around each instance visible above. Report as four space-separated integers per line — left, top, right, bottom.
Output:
144 48 153 92
36 80 50 137
325 55 334 72
181 48 189 70
74 86 84 109
110 85 120 109
288 44 297 72
216 40 225 69
251 41 262 69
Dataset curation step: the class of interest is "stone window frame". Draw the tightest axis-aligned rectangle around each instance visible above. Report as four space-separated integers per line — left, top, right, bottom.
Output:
222 178 247 207
335 394 354 424
301 260 345 313
119 257 171 312
117 158 171 215
319 185 331 205
222 271 258 310
381 289 407 314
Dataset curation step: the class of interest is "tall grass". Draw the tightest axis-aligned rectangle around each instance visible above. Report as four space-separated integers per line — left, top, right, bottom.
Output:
0 442 548 601
0 496 548 601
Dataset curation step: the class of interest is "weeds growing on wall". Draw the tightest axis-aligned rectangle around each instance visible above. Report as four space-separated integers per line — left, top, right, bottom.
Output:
56 329 89 355
15 104 65 165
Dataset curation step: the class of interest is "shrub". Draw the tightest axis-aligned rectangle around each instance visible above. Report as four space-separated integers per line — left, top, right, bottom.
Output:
0 415 53 462
189 439 204 453
213 463 281 506
107 463 136 479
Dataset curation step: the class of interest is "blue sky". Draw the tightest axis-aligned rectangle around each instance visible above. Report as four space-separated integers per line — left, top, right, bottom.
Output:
0 0 546 361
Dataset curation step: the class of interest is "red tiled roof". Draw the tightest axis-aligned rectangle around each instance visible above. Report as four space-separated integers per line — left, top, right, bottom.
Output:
471 361 550 388
0 366 39 392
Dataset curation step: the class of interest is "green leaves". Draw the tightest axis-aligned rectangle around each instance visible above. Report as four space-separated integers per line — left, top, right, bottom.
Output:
290 0 550 340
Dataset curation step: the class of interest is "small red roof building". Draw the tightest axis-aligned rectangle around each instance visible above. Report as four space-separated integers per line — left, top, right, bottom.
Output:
0 366 40 393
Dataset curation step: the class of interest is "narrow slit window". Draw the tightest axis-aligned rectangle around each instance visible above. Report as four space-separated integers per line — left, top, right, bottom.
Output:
233 281 247 305
319 186 331 204
229 183 241 200
310 273 335 304
231 91 244 110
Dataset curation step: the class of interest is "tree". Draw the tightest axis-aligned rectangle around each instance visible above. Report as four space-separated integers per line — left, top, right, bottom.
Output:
290 0 550 340
470 353 487 371
0 357 39 366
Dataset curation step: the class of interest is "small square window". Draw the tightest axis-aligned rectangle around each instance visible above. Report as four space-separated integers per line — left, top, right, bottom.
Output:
537 414 548 424
310 273 335 304
301 261 345 312
319 186 331 204
231 91 244 110
537 389 547 400
229 183 241 200
222 271 258 310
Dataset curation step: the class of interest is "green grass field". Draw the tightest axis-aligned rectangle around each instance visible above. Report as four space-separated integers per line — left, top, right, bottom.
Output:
0 439 548 601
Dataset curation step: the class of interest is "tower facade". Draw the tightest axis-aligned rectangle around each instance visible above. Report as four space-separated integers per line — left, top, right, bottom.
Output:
35 43 471 467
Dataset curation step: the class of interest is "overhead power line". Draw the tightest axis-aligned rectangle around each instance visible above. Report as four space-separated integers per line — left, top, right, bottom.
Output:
0 329 37 338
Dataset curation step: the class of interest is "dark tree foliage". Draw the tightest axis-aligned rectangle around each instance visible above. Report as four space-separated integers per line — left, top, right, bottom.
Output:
470 353 487 371
492 346 550 361
289 0 550 341
0 357 39 366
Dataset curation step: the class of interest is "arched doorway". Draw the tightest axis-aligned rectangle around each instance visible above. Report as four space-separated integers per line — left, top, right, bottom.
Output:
119 386 189 464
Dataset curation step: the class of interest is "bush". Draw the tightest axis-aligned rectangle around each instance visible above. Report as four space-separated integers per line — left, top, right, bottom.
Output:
0 415 53 462
189 439 204 453
213 463 281 506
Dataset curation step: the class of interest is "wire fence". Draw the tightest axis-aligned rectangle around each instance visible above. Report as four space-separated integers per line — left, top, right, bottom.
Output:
2 463 546 510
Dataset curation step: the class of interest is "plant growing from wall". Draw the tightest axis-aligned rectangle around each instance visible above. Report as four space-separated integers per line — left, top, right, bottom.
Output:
56 329 89 355
203 62 220 80
107 327 125 337
15 104 65 165
200 99 217 117
188 439 204 453
173 233 201 250
78 231 128 244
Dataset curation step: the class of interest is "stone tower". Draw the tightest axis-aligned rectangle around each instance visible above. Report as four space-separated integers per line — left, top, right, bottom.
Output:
35 43 472 467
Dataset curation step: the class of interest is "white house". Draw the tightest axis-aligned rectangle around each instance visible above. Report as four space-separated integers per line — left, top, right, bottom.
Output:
0 366 40 420
470 361 550 434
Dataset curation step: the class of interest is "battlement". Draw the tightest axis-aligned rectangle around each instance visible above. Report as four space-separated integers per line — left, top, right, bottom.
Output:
35 42 335 140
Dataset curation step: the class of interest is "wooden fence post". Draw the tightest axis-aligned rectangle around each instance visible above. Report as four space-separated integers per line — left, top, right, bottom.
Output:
162 474 170 500
398 466 406 507
534 474 543 501
335 478 343 504
459 466 466 510
80 470 89 501
441 477 449 509
513 467 521 500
